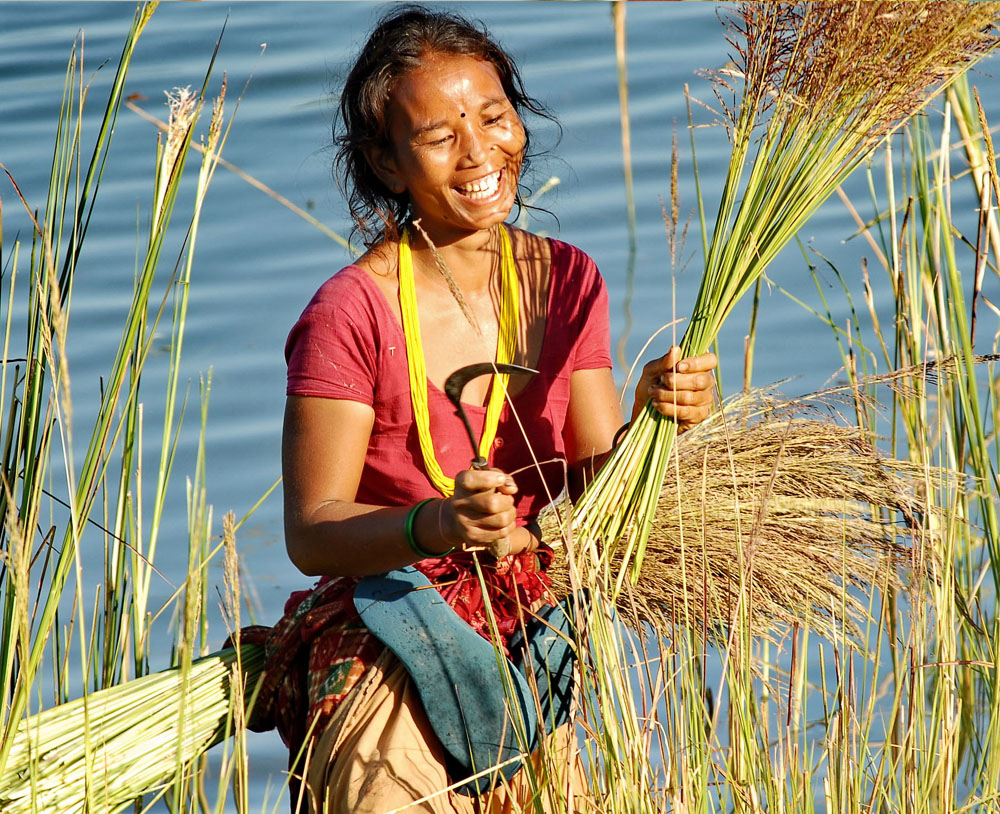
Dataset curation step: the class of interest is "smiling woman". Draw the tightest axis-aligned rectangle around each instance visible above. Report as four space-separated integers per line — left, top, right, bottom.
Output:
252 5 717 812
366 53 526 240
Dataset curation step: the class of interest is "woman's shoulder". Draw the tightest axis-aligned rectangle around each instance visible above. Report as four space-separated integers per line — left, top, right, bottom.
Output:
301 248 396 320
506 224 550 265
506 226 602 287
537 235 605 298
285 254 400 379
547 237 599 273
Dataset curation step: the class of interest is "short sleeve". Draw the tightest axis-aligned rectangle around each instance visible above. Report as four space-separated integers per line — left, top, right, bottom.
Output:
559 244 612 372
285 267 381 404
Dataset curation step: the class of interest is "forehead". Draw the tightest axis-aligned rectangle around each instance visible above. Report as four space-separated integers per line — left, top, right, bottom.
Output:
387 52 508 128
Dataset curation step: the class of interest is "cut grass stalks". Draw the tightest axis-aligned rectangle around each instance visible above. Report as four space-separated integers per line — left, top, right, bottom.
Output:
546 383 942 645
576 2 1000 590
0 646 264 814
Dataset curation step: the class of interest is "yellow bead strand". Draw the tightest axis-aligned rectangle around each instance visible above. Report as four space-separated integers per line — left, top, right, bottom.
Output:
398 225 520 496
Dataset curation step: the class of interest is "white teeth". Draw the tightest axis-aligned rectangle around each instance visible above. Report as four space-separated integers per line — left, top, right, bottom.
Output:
457 170 501 200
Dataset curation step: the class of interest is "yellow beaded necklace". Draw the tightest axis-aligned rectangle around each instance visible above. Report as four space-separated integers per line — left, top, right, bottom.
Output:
398 225 520 496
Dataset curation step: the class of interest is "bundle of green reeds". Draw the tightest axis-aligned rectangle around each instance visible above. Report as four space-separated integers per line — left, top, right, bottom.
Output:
0 647 264 814
547 386 945 643
574 2 1000 589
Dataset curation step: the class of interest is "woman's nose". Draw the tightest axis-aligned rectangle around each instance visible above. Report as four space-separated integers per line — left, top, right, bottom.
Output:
458 123 489 166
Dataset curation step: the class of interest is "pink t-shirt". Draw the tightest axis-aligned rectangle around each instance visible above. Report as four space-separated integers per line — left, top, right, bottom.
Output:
285 237 612 522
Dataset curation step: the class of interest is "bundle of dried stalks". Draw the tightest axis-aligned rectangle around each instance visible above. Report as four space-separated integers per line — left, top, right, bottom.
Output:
575 2 1000 588
546 390 946 642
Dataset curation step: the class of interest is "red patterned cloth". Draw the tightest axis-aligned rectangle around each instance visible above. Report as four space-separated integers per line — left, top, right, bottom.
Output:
237 548 553 753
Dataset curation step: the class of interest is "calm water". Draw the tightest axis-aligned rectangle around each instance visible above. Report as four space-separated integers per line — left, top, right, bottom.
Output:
2 2 998 808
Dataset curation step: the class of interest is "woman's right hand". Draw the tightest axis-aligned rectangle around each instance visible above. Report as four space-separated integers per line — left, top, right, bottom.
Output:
438 468 519 552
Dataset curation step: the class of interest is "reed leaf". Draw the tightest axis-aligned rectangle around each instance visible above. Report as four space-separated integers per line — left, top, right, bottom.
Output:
0 3 156 774
0 7 243 809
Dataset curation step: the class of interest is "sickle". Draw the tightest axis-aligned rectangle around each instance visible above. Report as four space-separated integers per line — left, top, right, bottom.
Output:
443 362 537 558
443 362 537 467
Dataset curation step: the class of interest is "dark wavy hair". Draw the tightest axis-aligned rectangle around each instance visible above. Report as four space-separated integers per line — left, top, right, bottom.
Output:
334 4 557 248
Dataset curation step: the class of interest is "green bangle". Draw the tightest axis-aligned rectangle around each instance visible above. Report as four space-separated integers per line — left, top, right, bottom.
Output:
405 498 454 559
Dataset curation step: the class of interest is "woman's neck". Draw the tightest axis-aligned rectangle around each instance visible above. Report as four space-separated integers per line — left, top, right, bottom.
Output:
408 221 504 292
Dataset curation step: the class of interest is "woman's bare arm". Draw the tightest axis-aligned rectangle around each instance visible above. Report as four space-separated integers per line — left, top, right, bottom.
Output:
282 395 532 577
563 368 624 500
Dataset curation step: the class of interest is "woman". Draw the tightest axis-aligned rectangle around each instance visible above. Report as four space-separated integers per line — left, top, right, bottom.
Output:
274 6 717 812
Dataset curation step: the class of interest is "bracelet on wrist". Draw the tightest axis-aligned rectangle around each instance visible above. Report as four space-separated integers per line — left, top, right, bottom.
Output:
405 498 455 559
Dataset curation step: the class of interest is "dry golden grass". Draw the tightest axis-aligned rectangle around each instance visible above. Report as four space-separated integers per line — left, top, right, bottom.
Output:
719 3 1000 145
546 387 948 643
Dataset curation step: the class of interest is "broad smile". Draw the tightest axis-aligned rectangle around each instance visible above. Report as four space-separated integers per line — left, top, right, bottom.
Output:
454 168 504 202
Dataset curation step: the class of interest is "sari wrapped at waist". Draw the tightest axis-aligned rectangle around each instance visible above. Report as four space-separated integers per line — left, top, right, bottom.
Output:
233 548 553 751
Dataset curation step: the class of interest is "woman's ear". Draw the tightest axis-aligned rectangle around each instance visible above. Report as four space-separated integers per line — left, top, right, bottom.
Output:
364 145 406 196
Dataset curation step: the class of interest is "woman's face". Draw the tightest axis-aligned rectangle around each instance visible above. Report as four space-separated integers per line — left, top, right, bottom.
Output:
371 51 526 242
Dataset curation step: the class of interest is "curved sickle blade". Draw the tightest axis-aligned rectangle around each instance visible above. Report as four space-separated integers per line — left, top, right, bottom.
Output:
443 362 538 462
442 362 538 405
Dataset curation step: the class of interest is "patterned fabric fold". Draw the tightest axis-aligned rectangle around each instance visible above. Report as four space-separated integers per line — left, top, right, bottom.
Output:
230 548 554 754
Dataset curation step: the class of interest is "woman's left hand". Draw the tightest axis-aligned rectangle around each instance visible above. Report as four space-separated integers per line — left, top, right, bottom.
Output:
633 345 717 432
